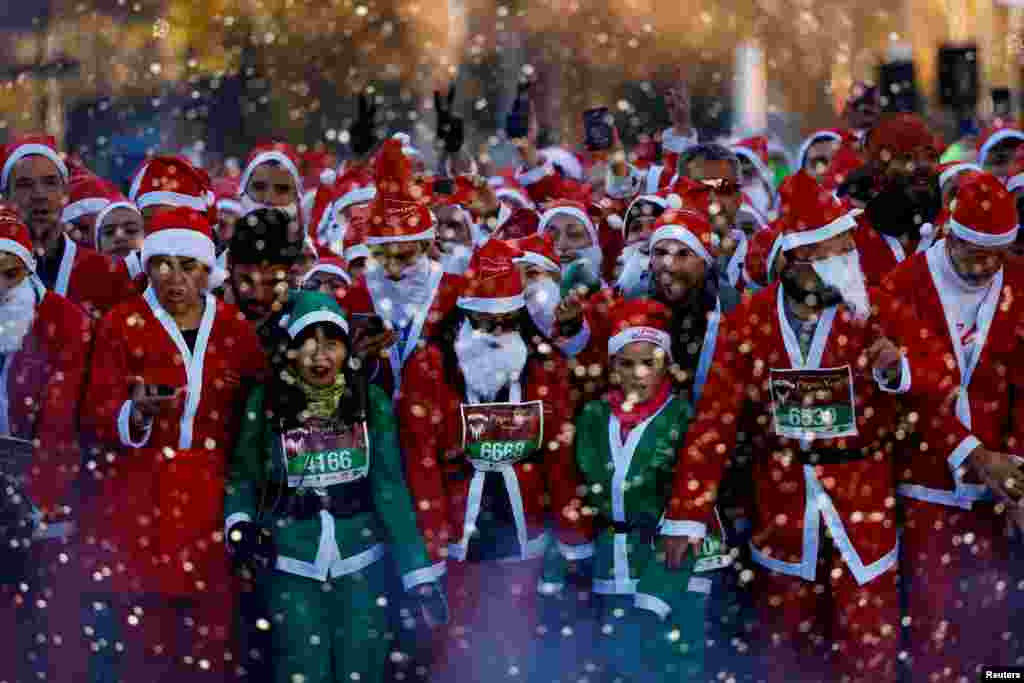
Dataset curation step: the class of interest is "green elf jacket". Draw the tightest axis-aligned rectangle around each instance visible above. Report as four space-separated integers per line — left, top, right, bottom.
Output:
224 383 443 590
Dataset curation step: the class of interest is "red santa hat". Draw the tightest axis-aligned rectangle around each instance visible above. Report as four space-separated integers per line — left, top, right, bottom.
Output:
0 206 36 271
649 208 716 265
743 223 785 288
1 135 69 193
142 207 226 288
366 138 435 245
492 206 540 241
239 142 303 198
300 255 352 288
538 199 598 245
820 145 865 192
731 136 773 187
213 176 242 215
948 171 1019 247
777 171 859 251
607 298 673 360
977 125 1024 168
511 233 560 274
457 239 526 314
867 113 937 161
61 174 123 224
129 156 215 213
93 199 142 248
937 161 982 190
797 129 844 171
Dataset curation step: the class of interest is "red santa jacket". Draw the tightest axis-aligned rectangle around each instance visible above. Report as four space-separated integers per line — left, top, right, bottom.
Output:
3 286 91 536
882 244 1024 508
51 234 139 316
339 269 464 397
398 340 592 566
80 288 267 596
853 214 937 287
664 284 973 585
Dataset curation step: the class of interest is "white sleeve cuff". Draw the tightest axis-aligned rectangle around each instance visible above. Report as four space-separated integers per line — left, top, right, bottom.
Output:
873 355 911 394
401 560 446 590
557 320 591 359
537 580 565 596
117 400 153 448
605 166 641 200
634 592 672 620
516 162 554 186
947 435 982 473
659 519 707 538
225 512 252 539
558 541 595 561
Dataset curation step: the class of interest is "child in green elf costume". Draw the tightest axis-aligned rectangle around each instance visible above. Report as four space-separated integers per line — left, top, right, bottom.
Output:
224 291 447 683
572 298 725 682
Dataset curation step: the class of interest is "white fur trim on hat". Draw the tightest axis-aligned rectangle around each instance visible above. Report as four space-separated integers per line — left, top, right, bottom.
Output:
495 187 535 209
649 225 712 265
365 227 436 246
782 210 861 252
287 310 349 339
136 191 211 212
0 238 36 271
345 244 370 261
978 129 1024 167
142 228 217 272
1007 174 1024 193
335 186 377 215
732 146 774 188
216 198 243 214
1 144 69 192
301 263 352 287
457 294 526 314
93 201 142 249
538 206 597 246
939 163 981 190
517 162 554 187
513 252 560 274
608 326 673 360
240 151 303 198
62 197 111 224
797 131 842 170
948 217 1019 247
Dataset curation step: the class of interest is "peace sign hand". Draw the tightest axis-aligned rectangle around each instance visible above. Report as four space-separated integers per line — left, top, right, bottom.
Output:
434 87 465 155
350 92 378 158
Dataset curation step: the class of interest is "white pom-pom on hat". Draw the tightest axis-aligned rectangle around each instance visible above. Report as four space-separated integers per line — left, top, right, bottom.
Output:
666 194 683 210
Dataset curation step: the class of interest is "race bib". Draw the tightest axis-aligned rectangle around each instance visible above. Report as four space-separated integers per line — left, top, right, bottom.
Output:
460 401 544 471
692 508 733 573
769 366 858 441
280 419 370 489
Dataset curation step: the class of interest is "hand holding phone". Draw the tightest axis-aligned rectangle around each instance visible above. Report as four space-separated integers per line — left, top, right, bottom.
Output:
583 107 614 152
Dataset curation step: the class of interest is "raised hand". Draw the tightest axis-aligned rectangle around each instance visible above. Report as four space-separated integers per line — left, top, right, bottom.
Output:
435 87 465 155
349 92 378 158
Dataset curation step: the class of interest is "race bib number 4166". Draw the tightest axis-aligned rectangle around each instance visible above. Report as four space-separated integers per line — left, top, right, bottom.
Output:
768 366 858 441
460 401 544 471
280 419 370 488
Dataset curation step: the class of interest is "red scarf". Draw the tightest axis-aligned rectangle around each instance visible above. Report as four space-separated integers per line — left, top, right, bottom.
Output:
608 378 672 443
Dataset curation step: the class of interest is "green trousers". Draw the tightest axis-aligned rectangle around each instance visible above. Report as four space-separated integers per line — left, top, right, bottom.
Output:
264 565 393 683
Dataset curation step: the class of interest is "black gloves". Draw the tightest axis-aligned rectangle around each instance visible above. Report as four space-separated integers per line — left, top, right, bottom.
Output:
408 579 450 628
349 92 378 159
434 88 464 155
227 520 278 573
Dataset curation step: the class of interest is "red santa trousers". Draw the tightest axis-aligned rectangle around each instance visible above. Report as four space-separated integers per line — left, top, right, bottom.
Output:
752 541 901 683
430 558 542 683
902 498 1020 682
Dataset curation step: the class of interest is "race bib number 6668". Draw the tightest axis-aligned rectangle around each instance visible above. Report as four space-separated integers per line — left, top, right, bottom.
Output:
460 401 544 471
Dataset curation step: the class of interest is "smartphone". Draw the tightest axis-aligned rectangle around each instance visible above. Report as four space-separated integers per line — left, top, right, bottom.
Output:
350 313 386 339
583 107 614 151
432 177 454 196
506 100 529 140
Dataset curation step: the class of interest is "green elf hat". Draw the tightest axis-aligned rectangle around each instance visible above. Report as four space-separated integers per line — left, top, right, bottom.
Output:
282 291 349 340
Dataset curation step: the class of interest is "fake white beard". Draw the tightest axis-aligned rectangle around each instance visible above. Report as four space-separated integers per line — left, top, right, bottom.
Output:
525 277 560 337
239 194 299 220
615 245 651 298
0 279 37 354
811 250 871 321
439 243 473 275
455 319 529 403
364 255 436 324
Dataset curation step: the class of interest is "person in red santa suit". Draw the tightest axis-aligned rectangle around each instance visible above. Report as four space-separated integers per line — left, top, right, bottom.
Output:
93 199 145 266
881 171 1024 681
398 237 592 683
2 135 137 315
129 155 217 223
659 170 1015 683
80 208 267 682
853 113 944 284
338 138 463 399
0 207 92 683
61 172 121 248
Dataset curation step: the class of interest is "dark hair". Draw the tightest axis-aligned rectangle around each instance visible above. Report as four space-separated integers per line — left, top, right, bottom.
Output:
624 199 666 240
264 321 365 432
676 143 741 179
428 306 550 398
229 208 303 267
